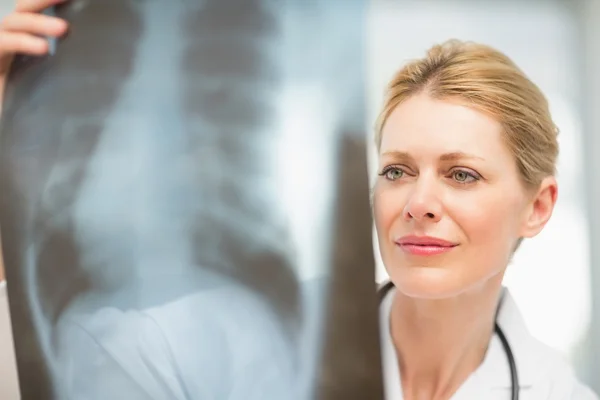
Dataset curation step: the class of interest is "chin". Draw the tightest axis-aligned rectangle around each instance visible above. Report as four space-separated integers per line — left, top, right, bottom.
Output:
388 265 471 300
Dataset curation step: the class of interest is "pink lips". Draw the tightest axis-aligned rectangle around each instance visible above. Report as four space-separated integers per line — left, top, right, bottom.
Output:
395 235 458 256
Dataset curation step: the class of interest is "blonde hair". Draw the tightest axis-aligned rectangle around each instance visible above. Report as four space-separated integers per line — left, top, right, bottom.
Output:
375 39 559 188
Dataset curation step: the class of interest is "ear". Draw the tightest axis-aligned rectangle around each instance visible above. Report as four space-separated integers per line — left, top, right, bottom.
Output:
519 176 558 239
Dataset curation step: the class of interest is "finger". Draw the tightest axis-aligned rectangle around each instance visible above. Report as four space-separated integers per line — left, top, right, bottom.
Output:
15 0 67 13
1 12 67 37
0 31 49 56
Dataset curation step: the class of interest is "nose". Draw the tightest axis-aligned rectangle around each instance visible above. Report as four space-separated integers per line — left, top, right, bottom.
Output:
403 178 443 223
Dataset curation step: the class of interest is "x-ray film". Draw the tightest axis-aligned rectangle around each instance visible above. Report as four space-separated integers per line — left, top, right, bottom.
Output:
0 1 383 399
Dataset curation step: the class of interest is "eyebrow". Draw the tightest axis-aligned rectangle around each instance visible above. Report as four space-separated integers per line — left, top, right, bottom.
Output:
381 151 485 162
380 151 414 163
439 152 486 162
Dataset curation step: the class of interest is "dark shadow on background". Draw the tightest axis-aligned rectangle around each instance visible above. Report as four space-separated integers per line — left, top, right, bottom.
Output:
316 133 384 399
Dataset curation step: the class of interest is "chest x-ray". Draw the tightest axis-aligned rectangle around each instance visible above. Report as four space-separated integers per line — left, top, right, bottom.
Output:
0 1 383 399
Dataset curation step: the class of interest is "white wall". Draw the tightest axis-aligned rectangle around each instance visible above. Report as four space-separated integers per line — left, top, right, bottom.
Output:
576 0 600 392
0 0 11 19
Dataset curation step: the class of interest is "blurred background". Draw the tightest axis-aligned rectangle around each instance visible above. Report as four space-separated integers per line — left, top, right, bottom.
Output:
0 0 597 397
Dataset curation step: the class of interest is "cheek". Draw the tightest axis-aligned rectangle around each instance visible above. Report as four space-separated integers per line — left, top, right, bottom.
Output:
373 186 402 238
449 190 524 250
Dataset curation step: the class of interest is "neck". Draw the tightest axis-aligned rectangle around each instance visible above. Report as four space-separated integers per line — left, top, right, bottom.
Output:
389 276 504 400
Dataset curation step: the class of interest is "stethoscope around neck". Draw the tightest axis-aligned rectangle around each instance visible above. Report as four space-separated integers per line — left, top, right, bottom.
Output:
378 281 519 400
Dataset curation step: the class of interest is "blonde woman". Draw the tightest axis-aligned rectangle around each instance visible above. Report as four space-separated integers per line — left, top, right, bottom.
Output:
0 1 598 400
373 41 598 399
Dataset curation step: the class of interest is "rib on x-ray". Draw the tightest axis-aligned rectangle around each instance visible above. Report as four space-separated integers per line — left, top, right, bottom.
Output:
0 1 383 399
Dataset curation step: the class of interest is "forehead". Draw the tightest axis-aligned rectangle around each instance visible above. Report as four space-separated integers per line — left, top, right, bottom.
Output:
380 93 507 158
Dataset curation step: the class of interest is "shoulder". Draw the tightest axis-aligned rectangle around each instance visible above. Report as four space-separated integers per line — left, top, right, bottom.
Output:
479 288 598 399
524 338 598 400
541 350 598 400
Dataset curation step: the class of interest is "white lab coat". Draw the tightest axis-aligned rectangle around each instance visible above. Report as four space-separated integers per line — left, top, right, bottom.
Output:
380 285 600 400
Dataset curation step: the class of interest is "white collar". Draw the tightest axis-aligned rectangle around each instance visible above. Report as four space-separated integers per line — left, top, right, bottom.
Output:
477 286 538 389
379 284 541 398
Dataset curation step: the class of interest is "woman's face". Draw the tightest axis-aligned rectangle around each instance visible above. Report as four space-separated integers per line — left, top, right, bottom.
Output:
373 92 556 299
